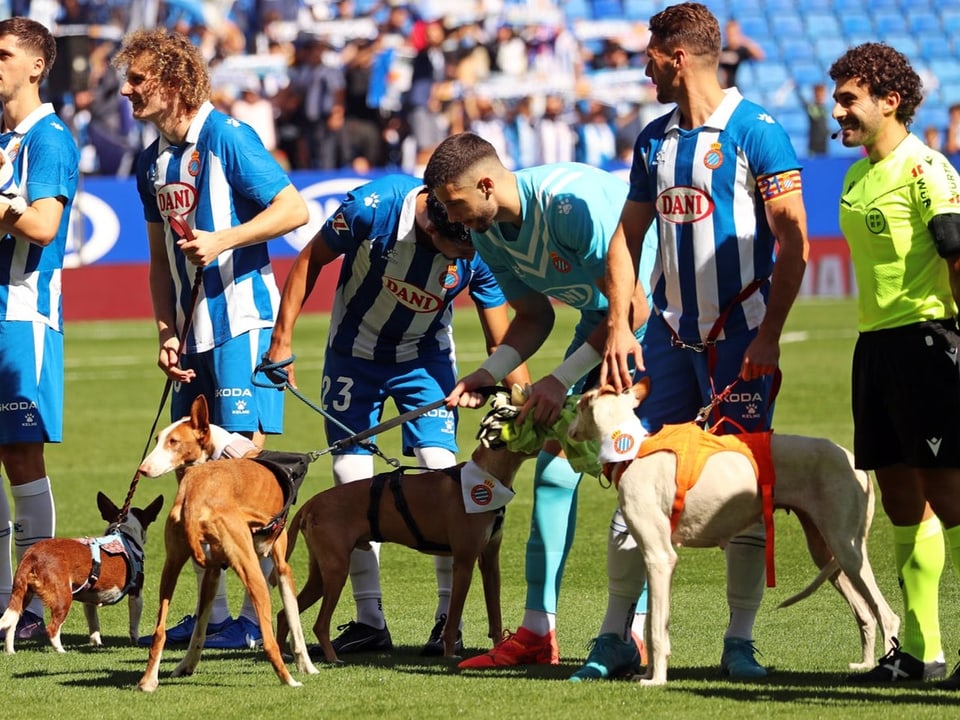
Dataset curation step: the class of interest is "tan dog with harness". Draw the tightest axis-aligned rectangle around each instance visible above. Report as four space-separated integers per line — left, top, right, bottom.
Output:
136 394 318 691
277 388 533 662
568 378 900 686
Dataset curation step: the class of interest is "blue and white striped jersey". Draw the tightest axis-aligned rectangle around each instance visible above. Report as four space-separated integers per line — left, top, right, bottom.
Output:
0 103 79 330
628 89 802 343
472 163 630 335
135 102 291 353
322 174 506 363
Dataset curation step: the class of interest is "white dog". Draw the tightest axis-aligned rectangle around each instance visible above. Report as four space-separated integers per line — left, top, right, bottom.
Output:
568 379 900 686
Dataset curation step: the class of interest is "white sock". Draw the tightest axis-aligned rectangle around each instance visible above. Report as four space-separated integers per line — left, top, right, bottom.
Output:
0 484 12 607
434 555 452 621
239 556 273 623
415 448 458 626
12 477 55 617
350 544 384 628
724 522 766 641
521 609 555 636
631 612 646 641
194 561 231 626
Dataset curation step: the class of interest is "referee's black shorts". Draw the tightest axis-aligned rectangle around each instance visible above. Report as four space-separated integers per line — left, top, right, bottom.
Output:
853 318 960 470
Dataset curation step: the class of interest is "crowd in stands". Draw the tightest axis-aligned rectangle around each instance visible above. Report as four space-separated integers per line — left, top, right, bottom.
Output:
20 0 960 176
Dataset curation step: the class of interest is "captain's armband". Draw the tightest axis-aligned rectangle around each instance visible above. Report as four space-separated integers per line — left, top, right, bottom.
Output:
930 214 960 260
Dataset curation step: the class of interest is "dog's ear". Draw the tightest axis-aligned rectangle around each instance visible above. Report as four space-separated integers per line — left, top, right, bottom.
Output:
190 394 211 432
97 491 120 522
143 495 164 525
629 377 651 407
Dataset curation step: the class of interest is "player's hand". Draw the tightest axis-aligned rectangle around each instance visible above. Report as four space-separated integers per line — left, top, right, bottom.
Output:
516 374 567 427
445 369 496 409
740 333 780 380
600 325 644 392
177 229 226 267
158 338 195 383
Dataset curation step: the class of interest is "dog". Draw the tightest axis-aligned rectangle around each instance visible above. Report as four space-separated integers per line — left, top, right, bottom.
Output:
135 394 318 691
276 386 533 663
0 491 164 653
568 378 900 686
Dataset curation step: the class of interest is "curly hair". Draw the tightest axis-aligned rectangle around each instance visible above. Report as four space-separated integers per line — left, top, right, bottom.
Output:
828 42 923 126
648 2 721 58
0 17 56 82
112 28 210 115
426 190 471 245
422 132 500 190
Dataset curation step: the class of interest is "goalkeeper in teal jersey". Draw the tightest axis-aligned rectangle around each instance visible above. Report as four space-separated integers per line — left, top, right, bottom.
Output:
831 42 960 688
425 132 657 669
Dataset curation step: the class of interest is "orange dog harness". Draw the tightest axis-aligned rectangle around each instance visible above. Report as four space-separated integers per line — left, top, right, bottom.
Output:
610 422 778 587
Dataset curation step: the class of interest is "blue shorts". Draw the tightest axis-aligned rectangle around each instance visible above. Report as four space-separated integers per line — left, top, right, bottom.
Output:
322 350 458 456
0 321 63 443
638 315 776 434
172 328 284 434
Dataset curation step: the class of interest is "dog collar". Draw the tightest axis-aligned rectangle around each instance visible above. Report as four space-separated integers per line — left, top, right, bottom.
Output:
460 460 515 513
597 415 647 464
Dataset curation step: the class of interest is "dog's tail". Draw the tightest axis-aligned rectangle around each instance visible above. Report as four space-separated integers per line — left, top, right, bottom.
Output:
285 505 305 562
777 558 840 608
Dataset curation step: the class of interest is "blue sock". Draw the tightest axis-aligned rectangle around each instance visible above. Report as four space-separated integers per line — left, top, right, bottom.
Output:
524 452 581 614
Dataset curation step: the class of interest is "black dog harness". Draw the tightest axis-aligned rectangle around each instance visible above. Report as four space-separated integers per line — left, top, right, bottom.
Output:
250 450 313 538
366 464 506 552
73 530 144 602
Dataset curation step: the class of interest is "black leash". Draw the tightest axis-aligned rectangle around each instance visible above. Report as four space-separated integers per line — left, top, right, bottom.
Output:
253 355 506 465
117 213 203 522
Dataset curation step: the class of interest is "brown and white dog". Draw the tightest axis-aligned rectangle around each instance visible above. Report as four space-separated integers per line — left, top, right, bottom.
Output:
0 491 164 653
568 379 900 686
277 386 533 663
135 394 318 691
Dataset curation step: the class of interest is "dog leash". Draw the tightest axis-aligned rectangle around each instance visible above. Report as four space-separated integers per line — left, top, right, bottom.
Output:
117 212 204 522
254 356 504 464
254 355 408 467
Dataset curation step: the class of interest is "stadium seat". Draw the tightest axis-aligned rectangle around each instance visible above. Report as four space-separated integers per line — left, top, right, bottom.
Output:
865 0 899 10
780 38 815 64
801 0 834 10
752 61 790 92
563 0 591 21
929 59 960 85
942 9 960 35
805 12 842 38
872 10 906 35
736 14 769 39
763 0 797 13
792 61 826 87
840 15 872 34
832 0 866 11
907 10 941 35
623 0 657 20
882 33 919 59
814 37 849 65
770 14 804 38
918 36 954 62
591 0 623 20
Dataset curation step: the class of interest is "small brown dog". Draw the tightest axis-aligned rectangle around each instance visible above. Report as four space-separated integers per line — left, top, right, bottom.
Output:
278 388 533 663
0 491 164 653
136 394 318 691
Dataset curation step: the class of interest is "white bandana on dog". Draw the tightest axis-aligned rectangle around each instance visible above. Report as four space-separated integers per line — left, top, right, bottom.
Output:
460 460 515 514
597 415 648 463
216 433 259 460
